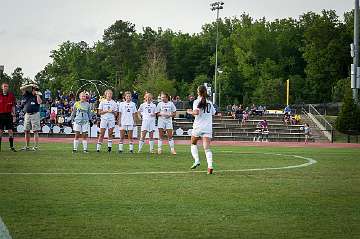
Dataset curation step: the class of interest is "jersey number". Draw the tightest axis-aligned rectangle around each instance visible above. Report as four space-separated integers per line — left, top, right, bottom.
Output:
203 103 211 113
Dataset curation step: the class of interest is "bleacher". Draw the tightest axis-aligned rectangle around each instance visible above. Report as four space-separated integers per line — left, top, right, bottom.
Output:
173 114 312 142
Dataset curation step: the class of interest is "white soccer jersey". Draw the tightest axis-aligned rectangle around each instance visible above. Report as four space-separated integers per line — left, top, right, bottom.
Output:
138 102 156 120
156 101 176 121
98 100 118 121
119 101 137 126
192 98 216 134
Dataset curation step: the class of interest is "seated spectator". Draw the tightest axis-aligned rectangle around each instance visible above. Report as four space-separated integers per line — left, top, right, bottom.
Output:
241 110 249 127
251 104 257 115
284 105 292 114
294 114 301 125
283 112 291 125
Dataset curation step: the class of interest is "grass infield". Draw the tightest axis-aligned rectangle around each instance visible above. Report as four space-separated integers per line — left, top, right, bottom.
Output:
0 143 359 238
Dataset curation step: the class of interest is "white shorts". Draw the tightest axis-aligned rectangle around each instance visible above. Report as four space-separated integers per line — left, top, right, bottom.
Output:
100 119 115 129
157 119 173 130
120 125 134 131
192 128 212 138
73 122 90 133
141 120 155 132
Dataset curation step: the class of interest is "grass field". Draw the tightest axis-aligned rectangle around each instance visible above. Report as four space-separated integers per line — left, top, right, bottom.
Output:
0 142 359 239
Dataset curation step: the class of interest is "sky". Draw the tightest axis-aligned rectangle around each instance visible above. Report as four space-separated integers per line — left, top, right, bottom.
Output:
0 0 353 79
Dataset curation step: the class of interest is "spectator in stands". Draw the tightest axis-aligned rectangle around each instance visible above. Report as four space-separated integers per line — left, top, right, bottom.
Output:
251 104 257 115
283 112 291 125
233 105 243 120
241 110 249 127
260 119 269 142
132 90 139 106
284 105 292 114
293 114 301 125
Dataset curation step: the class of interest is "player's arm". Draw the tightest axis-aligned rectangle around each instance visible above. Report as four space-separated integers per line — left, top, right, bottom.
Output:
98 102 108 115
187 100 200 115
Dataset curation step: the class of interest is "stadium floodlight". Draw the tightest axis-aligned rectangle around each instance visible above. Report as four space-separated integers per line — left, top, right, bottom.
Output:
210 1 224 107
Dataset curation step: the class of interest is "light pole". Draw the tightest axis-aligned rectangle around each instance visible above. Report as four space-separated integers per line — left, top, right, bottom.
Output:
211 1 224 106
217 68 223 108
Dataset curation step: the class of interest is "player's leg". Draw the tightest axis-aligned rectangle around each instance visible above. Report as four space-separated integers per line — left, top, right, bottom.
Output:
82 130 88 153
202 136 213 174
118 129 125 153
138 131 146 153
108 125 115 153
167 128 176 155
190 136 200 169
157 128 164 154
73 131 81 152
8 129 15 151
97 126 106 152
149 131 155 153
5 114 16 151
128 129 134 153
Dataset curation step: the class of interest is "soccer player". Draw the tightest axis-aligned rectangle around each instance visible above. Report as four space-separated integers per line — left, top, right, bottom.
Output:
187 85 216 174
0 83 16 152
118 91 137 153
96 89 118 152
156 92 177 155
71 91 92 153
138 93 157 153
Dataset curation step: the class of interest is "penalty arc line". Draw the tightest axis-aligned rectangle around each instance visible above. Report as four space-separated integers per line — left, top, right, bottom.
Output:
0 153 317 175
0 216 12 239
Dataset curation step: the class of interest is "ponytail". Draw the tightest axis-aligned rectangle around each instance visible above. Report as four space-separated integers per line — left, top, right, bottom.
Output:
197 85 208 110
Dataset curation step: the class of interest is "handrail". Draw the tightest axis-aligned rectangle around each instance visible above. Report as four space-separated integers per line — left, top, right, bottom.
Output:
307 104 333 131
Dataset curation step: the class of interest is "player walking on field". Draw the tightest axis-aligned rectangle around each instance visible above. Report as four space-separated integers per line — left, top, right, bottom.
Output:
118 91 137 153
71 92 92 153
156 92 177 155
187 85 216 174
138 93 157 153
0 83 16 152
96 89 118 153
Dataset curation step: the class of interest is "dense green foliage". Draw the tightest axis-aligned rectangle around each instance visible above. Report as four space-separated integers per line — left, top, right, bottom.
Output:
0 10 354 106
336 90 360 134
0 143 359 238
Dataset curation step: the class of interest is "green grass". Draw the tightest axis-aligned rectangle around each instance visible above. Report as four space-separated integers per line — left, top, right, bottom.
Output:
0 143 359 239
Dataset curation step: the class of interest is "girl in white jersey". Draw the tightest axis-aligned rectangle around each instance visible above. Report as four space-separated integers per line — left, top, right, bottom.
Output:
118 91 137 153
138 93 157 153
96 89 118 152
187 85 216 174
156 92 177 155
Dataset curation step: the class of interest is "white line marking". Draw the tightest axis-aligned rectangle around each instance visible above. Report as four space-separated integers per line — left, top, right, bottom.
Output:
0 216 12 239
0 153 317 175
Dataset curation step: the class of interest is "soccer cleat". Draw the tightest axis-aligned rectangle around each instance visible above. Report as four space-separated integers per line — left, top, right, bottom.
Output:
157 149 162 154
190 163 200 169
32 146 39 151
171 149 177 155
118 150 123 154
207 168 214 175
150 150 155 154
10 147 17 152
72 149 77 153
96 150 100 153
108 147 112 153
83 150 89 153
21 146 30 151
130 150 134 154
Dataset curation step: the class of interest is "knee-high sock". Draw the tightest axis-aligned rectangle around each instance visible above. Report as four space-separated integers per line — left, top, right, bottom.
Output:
108 139 113 148
118 142 124 151
158 139 162 150
96 142 102 151
205 149 213 169
129 142 134 151
138 140 145 152
191 144 200 165
73 139 79 150
149 140 154 151
168 138 175 150
82 140 88 150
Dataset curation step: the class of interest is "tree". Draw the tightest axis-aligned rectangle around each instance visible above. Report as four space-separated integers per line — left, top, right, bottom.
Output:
335 90 360 135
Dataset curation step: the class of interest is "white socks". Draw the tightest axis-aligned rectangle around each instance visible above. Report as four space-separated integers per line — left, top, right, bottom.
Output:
129 143 134 151
96 142 102 151
118 143 124 151
82 140 88 151
158 139 162 150
205 149 213 169
108 140 113 148
168 138 175 150
73 140 79 150
191 144 200 164
138 140 145 152
149 140 154 151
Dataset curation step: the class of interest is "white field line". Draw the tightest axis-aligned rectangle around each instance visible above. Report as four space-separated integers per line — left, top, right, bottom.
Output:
0 216 12 239
0 153 317 175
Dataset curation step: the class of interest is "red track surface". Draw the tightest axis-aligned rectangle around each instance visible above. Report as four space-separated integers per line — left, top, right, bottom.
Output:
3 137 360 148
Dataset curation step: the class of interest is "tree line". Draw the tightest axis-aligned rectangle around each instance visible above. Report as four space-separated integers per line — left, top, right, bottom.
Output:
0 10 354 107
